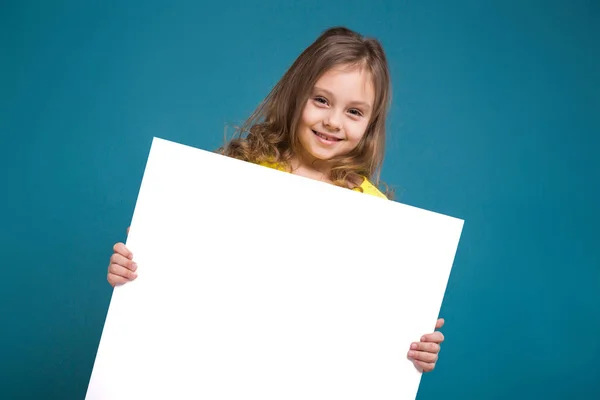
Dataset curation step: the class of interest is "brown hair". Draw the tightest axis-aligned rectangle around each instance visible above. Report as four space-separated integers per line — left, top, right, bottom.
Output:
219 26 392 197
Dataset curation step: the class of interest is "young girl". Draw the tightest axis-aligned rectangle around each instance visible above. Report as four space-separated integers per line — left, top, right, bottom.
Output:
106 26 446 373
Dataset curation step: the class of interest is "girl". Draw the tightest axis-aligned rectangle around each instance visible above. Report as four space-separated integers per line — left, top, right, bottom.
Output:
106 26 446 373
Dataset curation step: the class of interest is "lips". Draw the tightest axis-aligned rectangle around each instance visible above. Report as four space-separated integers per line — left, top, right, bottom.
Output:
312 130 342 142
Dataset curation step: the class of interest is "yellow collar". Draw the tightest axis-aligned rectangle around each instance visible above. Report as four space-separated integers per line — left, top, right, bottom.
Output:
258 161 387 199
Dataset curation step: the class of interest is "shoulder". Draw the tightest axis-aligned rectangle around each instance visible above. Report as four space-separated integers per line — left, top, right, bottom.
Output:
357 178 388 200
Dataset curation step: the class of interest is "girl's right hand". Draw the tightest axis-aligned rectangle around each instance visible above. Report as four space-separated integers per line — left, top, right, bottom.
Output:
107 241 138 287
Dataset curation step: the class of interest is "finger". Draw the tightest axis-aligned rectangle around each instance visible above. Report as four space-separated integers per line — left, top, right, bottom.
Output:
108 263 138 281
127 226 130 235
113 242 133 260
407 350 438 364
421 331 445 343
108 274 133 287
413 360 436 373
435 318 445 329
109 253 137 272
410 341 440 354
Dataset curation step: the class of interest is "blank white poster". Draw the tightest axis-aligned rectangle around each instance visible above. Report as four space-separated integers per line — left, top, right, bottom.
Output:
86 137 464 400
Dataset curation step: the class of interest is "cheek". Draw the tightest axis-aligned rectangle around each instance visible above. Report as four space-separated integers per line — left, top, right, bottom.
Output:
301 103 323 126
346 120 369 143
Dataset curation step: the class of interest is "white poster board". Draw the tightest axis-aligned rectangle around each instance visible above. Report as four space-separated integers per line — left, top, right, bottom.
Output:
86 137 464 400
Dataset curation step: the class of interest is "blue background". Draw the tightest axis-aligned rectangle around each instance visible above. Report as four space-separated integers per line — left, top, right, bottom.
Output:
1 1 598 399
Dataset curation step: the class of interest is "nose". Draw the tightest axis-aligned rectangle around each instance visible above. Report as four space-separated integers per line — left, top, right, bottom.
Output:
324 110 341 131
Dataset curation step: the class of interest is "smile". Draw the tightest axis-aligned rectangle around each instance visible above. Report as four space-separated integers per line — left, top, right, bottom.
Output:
312 130 342 143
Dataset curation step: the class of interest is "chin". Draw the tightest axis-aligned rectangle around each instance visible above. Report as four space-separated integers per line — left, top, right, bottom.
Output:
304 147 338 162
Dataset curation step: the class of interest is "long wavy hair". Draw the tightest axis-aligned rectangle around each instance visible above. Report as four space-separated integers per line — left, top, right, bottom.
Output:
219 26 392 196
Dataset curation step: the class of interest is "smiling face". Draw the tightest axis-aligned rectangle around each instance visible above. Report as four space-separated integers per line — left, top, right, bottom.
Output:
296 64 375 168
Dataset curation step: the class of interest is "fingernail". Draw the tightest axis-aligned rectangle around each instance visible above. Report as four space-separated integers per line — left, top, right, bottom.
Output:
132 262 138 271
421 336 426 341
408 351 415 357
133 273 138 279
411 343 418 350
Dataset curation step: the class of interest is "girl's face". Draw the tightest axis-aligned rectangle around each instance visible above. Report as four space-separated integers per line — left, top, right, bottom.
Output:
296 65 375 165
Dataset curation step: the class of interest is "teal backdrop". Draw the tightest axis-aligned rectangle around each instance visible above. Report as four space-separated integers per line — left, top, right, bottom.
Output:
1 0 598 399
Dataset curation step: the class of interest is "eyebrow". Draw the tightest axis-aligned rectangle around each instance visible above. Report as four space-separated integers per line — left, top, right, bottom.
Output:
313 87 372 111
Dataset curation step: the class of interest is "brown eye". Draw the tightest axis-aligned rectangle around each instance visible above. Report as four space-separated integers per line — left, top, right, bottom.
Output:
348 109 363 117
314 97 328 105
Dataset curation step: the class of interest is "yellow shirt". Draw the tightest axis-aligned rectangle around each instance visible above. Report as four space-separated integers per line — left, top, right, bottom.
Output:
259 161 388 200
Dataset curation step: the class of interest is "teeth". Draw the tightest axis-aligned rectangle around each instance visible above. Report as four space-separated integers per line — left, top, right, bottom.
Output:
314 131 337 141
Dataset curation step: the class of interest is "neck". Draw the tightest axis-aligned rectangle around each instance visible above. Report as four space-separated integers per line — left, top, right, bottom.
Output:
290 151 333 184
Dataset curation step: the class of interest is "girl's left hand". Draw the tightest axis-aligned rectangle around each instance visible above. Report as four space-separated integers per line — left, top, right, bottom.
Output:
407 318 445 373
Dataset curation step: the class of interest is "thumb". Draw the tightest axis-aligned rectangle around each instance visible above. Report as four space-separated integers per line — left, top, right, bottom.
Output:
435 318 445 329
126 226 130 235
